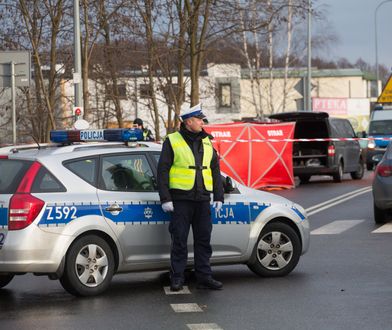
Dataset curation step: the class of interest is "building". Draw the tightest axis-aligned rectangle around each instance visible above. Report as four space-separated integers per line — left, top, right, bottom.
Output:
0 63 378 143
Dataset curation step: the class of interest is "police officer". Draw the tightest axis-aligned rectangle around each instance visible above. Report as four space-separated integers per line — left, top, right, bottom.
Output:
133 118 154 141
157 104 224 292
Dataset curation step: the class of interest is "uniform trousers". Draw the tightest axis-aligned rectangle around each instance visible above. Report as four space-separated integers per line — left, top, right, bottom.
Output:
169 200 212 282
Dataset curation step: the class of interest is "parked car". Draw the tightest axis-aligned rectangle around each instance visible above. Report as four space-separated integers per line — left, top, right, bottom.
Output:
0 129 310 296
372 142 392 223
366 108 392 170
269 112 365 184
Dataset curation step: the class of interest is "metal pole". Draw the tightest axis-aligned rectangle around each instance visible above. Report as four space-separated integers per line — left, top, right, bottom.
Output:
375 0 392 97
74 0 83 108
306 0 312 111
10 61 16 145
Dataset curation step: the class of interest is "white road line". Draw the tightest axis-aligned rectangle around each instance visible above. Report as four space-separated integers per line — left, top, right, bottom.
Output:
306 187 372 216
311 220 365 235
372 223 392 233
187 323 223 330
170 303 203 313
164 286 191 295
306 186 371 212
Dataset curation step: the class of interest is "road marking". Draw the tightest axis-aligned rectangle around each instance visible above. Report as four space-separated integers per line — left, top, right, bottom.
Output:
372 223 392 233
306 187 372 216
187 324 223 330
170 303 203 313
311 220 365 235
164 286 191 295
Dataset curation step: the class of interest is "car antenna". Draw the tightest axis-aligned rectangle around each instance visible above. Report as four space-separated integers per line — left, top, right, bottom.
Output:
31 135 41 149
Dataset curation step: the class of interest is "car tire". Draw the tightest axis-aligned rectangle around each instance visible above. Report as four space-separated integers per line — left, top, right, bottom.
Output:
298 175 311 184
0 274 14 289
350 160 365 180
374 203 388 224
366 163 373 171
333 161 344 182
247 222 301 277
60 235 115 297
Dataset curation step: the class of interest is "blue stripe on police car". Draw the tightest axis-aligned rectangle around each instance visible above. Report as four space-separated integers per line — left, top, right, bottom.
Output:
38 202 271 226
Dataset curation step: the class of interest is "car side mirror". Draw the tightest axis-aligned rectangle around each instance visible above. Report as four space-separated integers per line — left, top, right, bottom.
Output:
224 176 235 193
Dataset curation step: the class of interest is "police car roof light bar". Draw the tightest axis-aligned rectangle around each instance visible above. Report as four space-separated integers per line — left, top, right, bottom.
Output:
50 128 144 143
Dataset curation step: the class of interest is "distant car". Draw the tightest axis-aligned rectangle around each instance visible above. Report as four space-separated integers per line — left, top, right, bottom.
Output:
372 142 392 223
0 129 310 296
269 112 365 184
366 109 392 170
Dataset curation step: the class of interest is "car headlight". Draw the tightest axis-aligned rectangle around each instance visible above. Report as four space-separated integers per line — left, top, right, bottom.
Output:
368 141 376 149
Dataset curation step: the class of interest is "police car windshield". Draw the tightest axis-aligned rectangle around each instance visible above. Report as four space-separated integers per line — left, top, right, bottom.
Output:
369 120 392 135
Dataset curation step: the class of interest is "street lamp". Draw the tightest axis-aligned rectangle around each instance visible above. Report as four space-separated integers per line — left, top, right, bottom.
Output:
375 0 392 96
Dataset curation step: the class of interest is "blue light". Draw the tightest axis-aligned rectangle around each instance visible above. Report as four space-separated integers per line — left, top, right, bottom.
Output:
50 130 69 143
50 128 144 143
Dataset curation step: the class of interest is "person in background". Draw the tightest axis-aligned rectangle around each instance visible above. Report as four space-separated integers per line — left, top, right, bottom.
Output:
133 118 154 141
157 103 224 292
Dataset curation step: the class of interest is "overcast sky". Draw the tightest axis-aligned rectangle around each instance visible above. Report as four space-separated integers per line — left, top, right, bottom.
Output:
317 0 392 70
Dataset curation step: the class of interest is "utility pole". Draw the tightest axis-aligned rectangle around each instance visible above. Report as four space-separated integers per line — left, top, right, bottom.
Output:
73 0 83 111
10 61 16 144
306 0 312 111
375 0 392 96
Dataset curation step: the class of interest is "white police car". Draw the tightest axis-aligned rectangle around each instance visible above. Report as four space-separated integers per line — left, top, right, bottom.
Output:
0 128 309 296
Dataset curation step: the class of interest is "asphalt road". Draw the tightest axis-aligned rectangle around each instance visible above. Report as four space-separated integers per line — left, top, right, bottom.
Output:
1 171 392 330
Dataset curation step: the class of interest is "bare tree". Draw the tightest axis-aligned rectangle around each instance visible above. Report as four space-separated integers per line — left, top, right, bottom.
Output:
185 0 212 106
18 0 72 141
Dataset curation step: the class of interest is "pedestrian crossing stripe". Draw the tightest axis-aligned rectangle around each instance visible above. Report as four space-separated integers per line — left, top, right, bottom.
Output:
372 223 392 233
311 220 365 235
311 220 392 234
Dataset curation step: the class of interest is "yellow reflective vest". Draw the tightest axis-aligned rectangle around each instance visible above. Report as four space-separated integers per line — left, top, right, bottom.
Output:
167 131 213 191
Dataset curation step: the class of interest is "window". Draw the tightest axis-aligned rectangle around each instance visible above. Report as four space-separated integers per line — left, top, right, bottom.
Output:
140 84 152 99
64 158 97 186
100 154 155 192
162 84 185 104
219 83 232 107
31 167 66 193
0 160 32 194
105 83 127 100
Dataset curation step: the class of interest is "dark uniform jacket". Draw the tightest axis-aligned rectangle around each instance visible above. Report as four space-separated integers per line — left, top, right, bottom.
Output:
142 128 154 141
157 124 224 203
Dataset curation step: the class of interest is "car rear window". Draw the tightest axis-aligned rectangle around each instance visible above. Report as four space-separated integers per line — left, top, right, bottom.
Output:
0 159 33 194
294 120 328 138
64 157 97 186
31 167 66 193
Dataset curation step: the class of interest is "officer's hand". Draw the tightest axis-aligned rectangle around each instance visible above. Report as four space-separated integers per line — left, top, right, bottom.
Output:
213 201 223 211
162 201 174 213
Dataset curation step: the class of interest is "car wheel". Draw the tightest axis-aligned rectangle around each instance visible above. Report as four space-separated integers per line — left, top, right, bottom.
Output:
0 274 14 289
248 222 301 277
366 163 373 171
298 175 311 184
333 161 343 182
350 160 365 180
60 235 115 297
374 203 388 224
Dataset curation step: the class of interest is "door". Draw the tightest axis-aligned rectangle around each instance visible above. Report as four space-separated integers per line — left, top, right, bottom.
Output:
97 153 171 267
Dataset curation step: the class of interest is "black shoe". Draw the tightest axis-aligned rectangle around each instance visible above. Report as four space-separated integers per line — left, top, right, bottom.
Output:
170 278 183 292
197 278 223 290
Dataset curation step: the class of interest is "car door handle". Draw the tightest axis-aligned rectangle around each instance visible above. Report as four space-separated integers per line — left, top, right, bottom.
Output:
105 205 123 212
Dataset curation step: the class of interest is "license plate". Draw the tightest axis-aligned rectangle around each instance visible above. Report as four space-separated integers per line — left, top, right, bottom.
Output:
0 230 6 250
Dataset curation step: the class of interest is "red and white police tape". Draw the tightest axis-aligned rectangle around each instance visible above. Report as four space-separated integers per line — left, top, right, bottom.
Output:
210 137 391 143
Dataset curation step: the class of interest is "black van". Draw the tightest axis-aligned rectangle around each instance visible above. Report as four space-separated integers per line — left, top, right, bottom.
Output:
269 112 364 183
